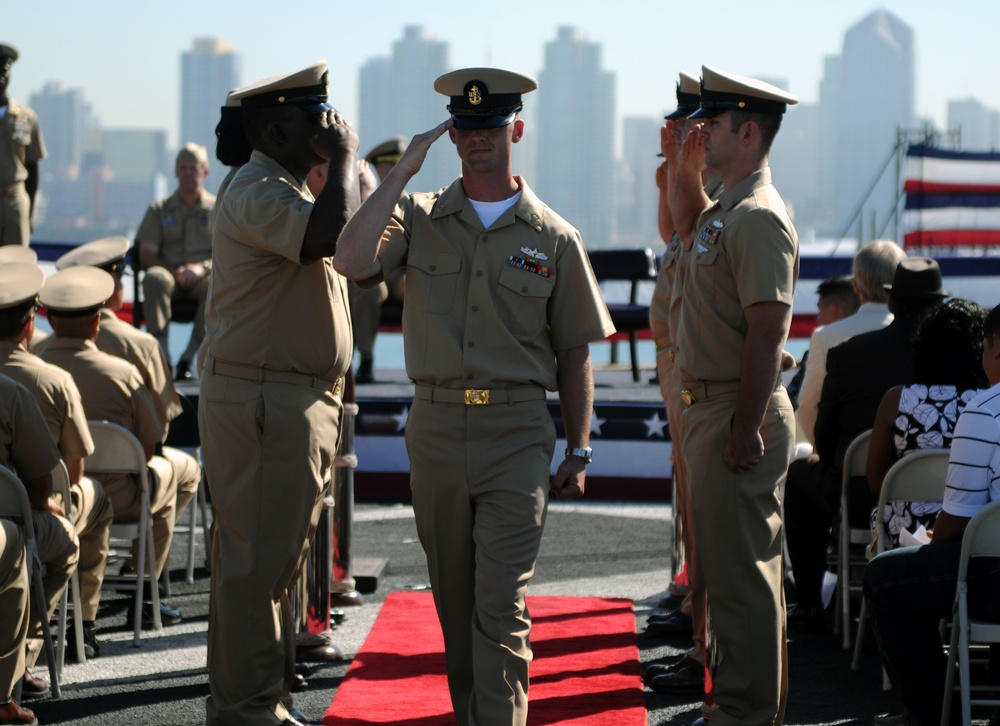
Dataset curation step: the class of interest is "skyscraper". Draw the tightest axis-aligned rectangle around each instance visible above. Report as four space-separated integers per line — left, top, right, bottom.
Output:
534 27 615 245
180 38 240 193
831 10 915 239
948 98 1000 151
29 82 90 179
358 26 450 192
618 116 661 245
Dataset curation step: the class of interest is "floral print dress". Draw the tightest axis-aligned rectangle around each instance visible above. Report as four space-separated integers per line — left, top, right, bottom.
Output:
871 384 981 549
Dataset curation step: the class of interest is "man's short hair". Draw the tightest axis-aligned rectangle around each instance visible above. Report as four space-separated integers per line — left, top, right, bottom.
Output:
816 274 860 316
0 299 35 339
985 304 1000 340
729 110 783 156
852 240 906 303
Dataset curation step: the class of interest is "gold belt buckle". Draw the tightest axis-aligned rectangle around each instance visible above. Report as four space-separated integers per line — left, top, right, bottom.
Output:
669 349 676 363
464 389 490 406
680 389 694 407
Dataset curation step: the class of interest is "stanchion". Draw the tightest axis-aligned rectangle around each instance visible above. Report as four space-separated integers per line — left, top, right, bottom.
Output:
332 402 362 607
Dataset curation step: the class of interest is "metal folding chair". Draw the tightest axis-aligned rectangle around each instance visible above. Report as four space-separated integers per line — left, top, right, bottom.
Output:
837 429 873 649
51 460 85 671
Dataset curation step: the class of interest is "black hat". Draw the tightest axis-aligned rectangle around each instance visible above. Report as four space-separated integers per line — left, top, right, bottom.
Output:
434 68 537 130
0 44 18 67
689 65 798 119
664 72 701 121
232 60 334 114
884 257 951 300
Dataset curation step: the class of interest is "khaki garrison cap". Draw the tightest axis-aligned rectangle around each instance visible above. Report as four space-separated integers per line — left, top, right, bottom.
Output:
56 236 131 272
665 72 701 120
0 263 43 310
364 137 409 165
0 246 38 265
40 267 115 314
231 60 333 113
0 44 18 64
435 68 537 130
690 65 799 119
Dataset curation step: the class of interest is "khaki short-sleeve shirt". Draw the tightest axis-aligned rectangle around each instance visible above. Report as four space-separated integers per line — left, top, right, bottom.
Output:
136 188 216 267
206 150 352 379
0 340 93 461
96 309 182 428
0 100 46 186
36 338 163 450
376 177 614 390
0 372 60 481
677 168 798 383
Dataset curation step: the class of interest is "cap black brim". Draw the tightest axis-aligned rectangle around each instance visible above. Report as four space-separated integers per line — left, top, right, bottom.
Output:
451 112 516 130
664 108 695 121
688 107 724 120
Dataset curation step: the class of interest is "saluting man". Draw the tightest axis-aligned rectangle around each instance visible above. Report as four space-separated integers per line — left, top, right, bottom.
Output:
335 68 614 726
672 65 799 726
199 60 357 726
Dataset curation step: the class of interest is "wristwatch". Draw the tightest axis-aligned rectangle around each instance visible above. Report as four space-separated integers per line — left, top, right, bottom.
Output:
566 447 593 464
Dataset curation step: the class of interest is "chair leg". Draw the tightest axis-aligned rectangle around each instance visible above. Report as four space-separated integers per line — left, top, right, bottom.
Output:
629 332 640 382
852 598 868 671
132 525 146 647
146 518 162 631
31 562 61 699
941 616 958 726
69 571 84 665
56 587 68 676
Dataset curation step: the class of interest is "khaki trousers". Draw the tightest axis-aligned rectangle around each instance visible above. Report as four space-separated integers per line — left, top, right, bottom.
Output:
162 446 200 527
200 370 342 726
0 185 30 247
0 520 28 700
69 476 114 622
657 346 708 662
681 387 794 726
26 510 79 667
142 266 210 360
407 396 553 726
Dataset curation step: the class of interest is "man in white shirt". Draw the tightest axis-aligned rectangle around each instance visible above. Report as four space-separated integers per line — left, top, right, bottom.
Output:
795 240 905 444
863 303 1000 726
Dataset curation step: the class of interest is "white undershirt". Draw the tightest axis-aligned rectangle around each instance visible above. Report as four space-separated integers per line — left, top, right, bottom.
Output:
469 191 521 229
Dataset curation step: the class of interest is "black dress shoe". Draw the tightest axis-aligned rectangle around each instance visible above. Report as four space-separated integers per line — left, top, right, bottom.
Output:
355 357 374 384
66 621 100 659
135 600 183 628
649 656 704 695
656 593 686 611
644 654 699 684
787 603 825 633
645 610 694 638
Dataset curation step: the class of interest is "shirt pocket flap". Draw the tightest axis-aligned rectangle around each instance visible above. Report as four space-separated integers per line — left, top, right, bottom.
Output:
408 247 462 276
498 265 554 298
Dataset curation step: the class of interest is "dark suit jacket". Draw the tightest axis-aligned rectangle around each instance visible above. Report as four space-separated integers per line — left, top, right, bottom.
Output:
814 317 916 473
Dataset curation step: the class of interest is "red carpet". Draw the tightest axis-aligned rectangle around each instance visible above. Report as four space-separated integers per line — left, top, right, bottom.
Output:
324 591 646 725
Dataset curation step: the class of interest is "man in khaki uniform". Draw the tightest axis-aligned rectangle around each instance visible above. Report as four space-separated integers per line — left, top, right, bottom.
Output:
37 266 185 627
0 262 113 659
335 68 614 726
672 65 799 726
55 237 199 524
0 518 33 724
0 357 78 698
135 143 215 378
0 44 46 248
645 73 723 707
200 60 356 726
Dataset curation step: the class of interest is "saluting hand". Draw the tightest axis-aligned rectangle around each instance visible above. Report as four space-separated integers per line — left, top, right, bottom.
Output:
661 120 682 166
393 118 454 178
357 160 377 203
677 123 707 181
312 111 360 161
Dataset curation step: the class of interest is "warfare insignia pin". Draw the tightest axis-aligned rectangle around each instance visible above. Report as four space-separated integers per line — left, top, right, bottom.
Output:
520 246 548 261
697 243 709 254
712 219 725 229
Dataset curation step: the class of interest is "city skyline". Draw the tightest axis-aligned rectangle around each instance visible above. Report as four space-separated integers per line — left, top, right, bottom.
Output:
7 1 1000 151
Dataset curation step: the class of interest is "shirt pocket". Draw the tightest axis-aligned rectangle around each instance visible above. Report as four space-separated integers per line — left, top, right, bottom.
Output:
406 247 462 314
693 244 720 266
496 265 554 342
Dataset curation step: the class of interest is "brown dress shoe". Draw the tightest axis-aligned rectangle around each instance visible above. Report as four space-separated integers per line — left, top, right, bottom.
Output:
20 670 49 700
0 699 37 725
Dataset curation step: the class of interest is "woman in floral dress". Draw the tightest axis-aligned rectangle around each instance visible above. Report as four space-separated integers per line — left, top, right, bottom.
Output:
866 299 989 548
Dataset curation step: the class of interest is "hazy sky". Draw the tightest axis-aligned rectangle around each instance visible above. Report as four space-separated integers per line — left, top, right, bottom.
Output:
6 0 999 149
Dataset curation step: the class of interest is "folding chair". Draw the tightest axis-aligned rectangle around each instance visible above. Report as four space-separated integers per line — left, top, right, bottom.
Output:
941 498 1000 726
163 392 209 586
86 420 161 646
51 460 85 671
852 448 951 674
837 429 873 649
0 464 61 698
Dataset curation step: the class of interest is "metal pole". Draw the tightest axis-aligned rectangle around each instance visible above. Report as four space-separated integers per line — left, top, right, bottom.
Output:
332 403 361 605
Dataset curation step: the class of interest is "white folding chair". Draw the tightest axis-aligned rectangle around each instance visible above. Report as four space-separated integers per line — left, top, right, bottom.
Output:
86 420 161 646
941 499 1000 726
837 430 874 649
0 464 61 698
51 460 85 671
852 448 951 675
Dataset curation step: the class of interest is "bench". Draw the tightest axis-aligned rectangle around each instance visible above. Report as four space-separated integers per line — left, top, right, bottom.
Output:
587 248 658 382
